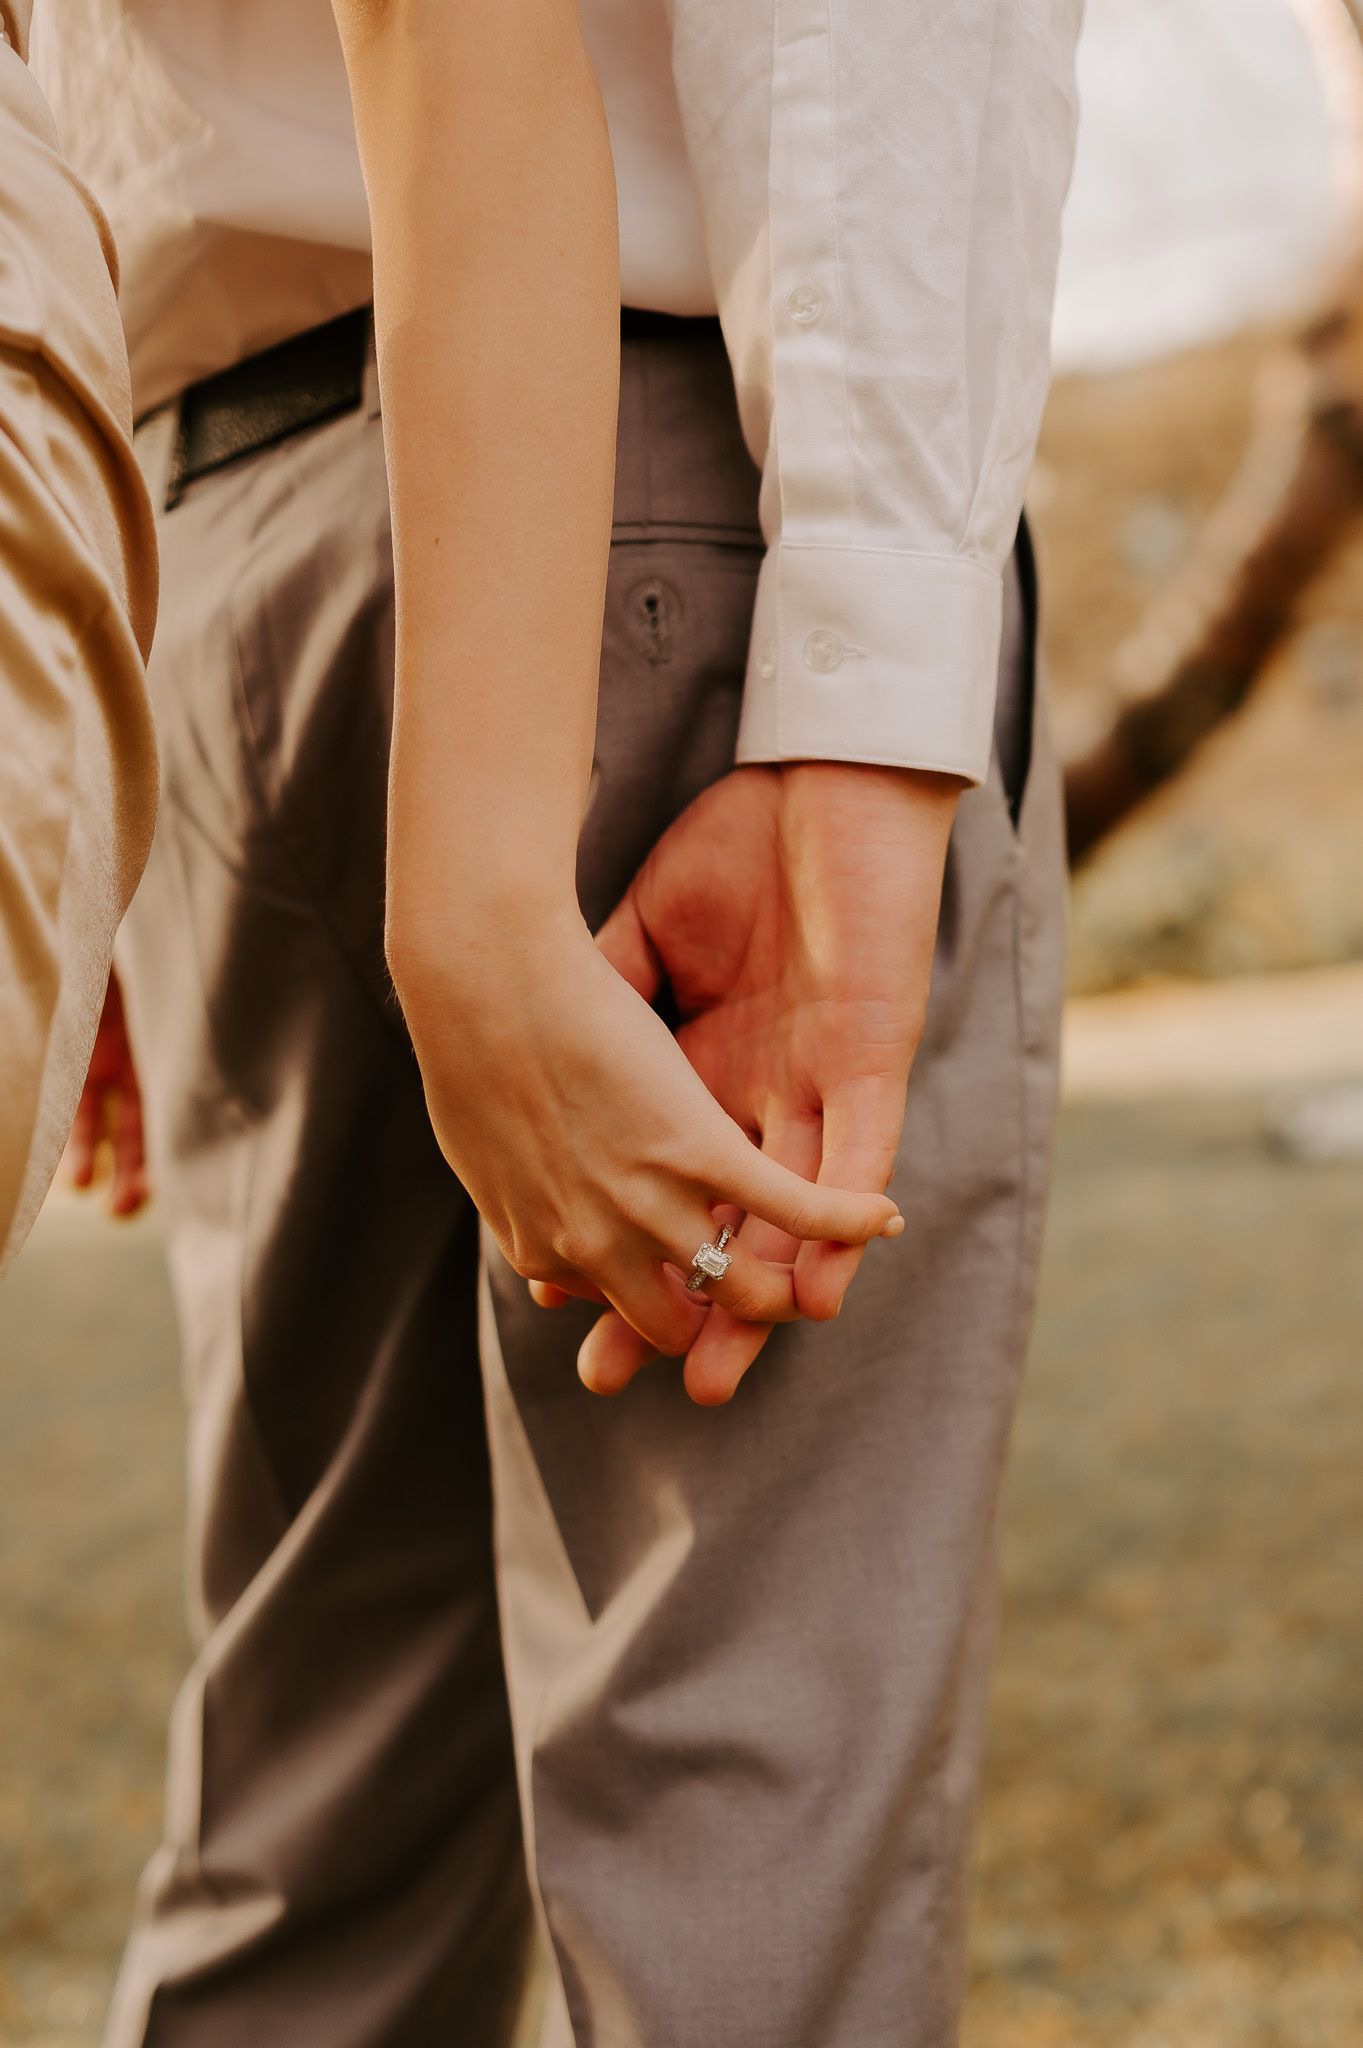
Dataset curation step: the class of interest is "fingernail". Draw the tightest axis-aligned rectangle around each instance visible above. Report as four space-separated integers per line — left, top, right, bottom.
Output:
880 1214 906 1239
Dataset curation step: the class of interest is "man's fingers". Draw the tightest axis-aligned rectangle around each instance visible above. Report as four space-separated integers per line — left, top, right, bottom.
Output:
795 1080 907 1319
595 887 663 1004
794 1235 867 1324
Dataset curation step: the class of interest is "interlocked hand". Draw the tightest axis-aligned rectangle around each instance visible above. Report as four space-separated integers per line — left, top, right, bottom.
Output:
534 760 960 1403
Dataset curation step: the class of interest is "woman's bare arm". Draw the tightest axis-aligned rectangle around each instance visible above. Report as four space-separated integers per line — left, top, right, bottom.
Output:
332 0 619 950
330 0 900 1385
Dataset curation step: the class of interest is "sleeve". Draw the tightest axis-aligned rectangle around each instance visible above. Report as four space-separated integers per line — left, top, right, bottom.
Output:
666 0 1084 782
0 3 31 56
0 28 159 1273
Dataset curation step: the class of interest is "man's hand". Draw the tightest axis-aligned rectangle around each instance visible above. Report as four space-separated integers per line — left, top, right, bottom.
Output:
67 968 148 1216
561 761 961 1403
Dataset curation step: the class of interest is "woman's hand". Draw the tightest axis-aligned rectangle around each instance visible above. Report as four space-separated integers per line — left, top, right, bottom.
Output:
391 904 903 1383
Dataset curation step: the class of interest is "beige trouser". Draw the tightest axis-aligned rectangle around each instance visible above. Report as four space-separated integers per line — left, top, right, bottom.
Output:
0 17 157 1274
110 316 1065 2048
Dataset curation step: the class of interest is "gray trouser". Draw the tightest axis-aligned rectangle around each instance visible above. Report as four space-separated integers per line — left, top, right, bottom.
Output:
110 316 1066 2048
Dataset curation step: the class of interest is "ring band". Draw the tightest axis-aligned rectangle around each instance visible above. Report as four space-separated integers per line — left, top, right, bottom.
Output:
685 1223 733 1293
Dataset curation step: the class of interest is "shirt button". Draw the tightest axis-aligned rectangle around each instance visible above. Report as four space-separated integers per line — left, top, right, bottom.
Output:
757 642 777 680
787 284 826 328
803 629 844 673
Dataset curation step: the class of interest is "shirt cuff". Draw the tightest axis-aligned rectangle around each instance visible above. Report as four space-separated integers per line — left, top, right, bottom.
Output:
735 541 1004 785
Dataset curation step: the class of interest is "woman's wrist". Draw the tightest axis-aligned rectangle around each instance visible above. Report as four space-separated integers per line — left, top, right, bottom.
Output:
385 864 587 1017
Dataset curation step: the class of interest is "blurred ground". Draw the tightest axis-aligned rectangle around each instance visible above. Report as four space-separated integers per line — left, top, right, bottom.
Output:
965 980 1363 2048
2 975 1360 2048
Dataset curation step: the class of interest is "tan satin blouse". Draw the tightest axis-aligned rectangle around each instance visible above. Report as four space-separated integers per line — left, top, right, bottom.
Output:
0 1 158 1271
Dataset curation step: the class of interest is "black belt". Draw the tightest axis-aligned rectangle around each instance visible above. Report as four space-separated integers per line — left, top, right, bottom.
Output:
145 303 722 507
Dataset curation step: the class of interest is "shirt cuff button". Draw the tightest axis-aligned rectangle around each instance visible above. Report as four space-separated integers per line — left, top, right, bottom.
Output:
787 284 826 328
803 629 844 673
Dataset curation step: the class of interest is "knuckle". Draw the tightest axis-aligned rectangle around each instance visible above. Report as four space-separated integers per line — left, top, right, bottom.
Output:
719 1276 772 1325
648 1293 705 1356
550 1225 610 1276
507 1251 556 1286
500 1227 566 1288
651 1318 695 1359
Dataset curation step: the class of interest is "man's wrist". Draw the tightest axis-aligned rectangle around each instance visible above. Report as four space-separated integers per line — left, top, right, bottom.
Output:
774 760 961 970
779 758 965 830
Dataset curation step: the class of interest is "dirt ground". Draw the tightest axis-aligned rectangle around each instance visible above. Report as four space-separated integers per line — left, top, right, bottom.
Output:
964 1089 1363 2048
3 984 1361 2047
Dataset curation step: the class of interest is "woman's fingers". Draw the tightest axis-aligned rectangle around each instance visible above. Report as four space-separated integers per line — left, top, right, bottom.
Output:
529 1275 607 1310
712 1125 902 1249
579 1292 779 1406
597 1267 707 1371
578 1241 799 1401
577 1196 805 1396
531 1101 904 1396
679 1115 817 1404
656 1211 802 1327
531 1168 815 1356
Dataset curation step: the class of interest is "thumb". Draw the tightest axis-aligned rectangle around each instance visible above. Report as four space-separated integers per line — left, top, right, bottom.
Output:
595 886 662 1004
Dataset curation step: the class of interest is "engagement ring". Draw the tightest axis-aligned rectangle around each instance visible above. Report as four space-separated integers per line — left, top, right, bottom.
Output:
685 1223 733 1293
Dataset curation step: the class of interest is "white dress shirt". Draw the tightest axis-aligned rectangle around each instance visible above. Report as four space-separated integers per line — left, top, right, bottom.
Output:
36 0 1083 783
